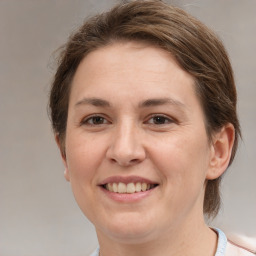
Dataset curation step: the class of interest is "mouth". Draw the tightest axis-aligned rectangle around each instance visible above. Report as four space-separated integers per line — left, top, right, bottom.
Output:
101 182 158 194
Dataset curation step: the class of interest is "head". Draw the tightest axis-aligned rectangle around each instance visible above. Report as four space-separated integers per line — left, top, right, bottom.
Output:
49 0 240 220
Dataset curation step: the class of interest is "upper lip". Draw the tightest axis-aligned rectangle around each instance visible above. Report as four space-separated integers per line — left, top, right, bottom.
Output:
99 175 159 185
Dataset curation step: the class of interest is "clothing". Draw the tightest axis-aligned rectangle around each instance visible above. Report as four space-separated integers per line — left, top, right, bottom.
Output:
90 247 100 256
215 228 255 256
89 228 255 256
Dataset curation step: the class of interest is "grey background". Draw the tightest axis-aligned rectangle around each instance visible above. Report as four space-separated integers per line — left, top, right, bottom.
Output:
0 0 255 255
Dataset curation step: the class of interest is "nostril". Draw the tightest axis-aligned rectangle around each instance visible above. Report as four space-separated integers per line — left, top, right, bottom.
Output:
110 158 117 163
130 158 140 163
109 157 141 166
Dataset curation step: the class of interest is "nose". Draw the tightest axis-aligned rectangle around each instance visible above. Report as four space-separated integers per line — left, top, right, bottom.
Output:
106 121 146 167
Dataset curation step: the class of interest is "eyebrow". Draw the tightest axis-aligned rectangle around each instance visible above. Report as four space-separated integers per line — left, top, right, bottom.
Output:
75 97 111 107
75 97 186 109
139 98 186 109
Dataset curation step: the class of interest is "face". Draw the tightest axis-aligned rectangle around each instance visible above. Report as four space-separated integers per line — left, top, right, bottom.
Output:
62 41 216 243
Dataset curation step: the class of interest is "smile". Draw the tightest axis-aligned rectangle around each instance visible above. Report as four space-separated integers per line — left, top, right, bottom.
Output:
103 182 158 194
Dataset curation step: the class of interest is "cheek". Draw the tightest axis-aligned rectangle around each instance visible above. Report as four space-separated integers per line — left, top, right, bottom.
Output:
65 133 106 181
151 134 210 218
150 133 210 186
64 135 105 220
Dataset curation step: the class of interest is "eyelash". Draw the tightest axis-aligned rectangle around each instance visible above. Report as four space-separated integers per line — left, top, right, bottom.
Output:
80 114 175 127
145 114 175 125
80 115 110 126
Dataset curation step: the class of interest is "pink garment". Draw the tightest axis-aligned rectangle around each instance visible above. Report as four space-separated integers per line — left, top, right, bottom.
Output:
226 235 256 255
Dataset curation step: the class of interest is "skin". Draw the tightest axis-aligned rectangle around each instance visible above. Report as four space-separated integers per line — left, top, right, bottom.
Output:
57 41 234 256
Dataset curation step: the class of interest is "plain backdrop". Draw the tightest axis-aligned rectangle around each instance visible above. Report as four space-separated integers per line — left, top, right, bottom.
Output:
0 1 255 255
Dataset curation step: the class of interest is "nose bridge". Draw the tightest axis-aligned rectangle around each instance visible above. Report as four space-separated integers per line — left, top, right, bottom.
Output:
106 117 145 166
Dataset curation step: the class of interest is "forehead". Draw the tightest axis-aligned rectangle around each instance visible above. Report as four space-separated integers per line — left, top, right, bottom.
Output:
71 41 196 100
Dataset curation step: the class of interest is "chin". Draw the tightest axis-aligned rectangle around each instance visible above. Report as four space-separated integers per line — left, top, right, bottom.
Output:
96 212 159 244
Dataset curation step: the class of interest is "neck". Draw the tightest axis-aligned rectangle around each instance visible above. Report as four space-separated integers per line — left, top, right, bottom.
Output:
96 218 218 256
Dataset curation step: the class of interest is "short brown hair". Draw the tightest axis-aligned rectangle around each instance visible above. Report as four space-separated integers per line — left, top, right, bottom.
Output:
49 0 241 218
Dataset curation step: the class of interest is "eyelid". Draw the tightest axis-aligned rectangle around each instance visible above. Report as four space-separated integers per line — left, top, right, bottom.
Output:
80 114 111 126
79 113 177 127
145 114 176 125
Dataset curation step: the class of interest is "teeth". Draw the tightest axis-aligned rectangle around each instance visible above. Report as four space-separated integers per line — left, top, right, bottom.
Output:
104 182 156 193
108 183 113 192
127 183 135 193
141 183 147 191
113 183 118 193
135 182 141 192
117 182 126 193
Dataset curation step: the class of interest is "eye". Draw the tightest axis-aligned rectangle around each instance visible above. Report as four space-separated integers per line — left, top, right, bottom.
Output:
81 115 109 126
146 115 174 125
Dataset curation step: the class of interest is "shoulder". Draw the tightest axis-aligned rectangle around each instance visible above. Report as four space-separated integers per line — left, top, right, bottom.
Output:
226 236 256 256
213 228 256 256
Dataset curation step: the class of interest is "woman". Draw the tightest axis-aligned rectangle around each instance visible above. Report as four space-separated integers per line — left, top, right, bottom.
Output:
49 1 254 255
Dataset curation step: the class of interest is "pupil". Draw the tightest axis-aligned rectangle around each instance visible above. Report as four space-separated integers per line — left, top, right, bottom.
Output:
154 116 165 124
93 116 103 124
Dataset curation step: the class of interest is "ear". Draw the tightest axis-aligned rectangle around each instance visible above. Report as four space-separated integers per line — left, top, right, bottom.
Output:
206 123 235 180
55 134 70 182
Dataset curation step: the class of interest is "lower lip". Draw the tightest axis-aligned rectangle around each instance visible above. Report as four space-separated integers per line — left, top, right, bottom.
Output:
99 186 157 203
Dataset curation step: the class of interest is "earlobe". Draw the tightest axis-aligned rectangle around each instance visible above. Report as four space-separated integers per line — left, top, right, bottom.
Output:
55 134 70 182
206 123 235 180
64 168 70 182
